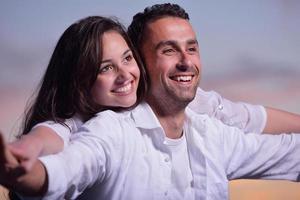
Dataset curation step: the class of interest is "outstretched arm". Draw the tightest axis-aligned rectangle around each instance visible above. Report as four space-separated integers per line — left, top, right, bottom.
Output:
264 107 300 134
9 126 64 172
190 88 300 134
0 133 48 196
10 117 82 173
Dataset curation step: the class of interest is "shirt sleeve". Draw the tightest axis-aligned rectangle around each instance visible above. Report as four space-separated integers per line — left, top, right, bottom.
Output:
37 113 120 199
32 116 83 148
188 88 267 133
212 118 300 180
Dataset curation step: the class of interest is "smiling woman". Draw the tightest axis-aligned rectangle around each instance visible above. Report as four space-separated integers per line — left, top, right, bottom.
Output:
90 31 140 108
0 16 147 184
1 3 300 200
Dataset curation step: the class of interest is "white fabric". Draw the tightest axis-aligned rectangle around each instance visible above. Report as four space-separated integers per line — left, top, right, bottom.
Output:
189 88 266 133
164 133 194 199
33 116 83 147
33 87 267 146
36 102 300 200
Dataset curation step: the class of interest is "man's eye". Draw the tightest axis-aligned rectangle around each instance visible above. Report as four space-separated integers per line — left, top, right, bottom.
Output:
188 46 198 52
99 65 113 73
162 48 175 54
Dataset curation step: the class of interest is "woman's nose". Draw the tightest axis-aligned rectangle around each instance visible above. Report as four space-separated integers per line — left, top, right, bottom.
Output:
115 66 131 84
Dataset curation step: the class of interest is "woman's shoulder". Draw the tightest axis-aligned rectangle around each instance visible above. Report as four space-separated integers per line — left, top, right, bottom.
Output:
95 109 130 120
84 109 131 129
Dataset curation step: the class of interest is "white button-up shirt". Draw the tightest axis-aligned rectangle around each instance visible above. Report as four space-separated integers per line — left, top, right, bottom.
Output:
35 88 266 149
38 102 300 200
189 88 266 133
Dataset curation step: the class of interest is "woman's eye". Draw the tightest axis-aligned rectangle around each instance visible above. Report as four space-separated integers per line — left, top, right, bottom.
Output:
99 65 113 73
125 54 133 62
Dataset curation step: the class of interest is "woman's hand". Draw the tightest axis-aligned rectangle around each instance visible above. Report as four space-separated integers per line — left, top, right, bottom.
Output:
0 132 25 188
0 132 48 196
8 134 44 173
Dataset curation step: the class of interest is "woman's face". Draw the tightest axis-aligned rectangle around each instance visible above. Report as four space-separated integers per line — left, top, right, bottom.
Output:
91 31 140 108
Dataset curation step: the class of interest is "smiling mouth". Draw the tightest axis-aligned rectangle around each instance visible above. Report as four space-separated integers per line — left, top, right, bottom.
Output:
170 75 194 82
112 81 134 94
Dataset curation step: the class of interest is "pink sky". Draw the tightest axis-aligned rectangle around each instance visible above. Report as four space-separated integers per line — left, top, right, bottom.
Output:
0 1 299 198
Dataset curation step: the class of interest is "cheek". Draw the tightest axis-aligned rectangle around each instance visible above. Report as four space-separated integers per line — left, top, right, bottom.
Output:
135 69 141 83
131 63 141 80
154 59 173 78
195 58 202 73
147 67 159 82
188 55 201 72
90 78 110 101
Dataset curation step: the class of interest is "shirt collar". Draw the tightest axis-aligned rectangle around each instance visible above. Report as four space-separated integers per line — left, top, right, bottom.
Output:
131 102 162 129
185 107 207 133
131 102 207 132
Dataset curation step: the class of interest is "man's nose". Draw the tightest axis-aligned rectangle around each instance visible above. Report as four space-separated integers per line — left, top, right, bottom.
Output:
176 52 192 71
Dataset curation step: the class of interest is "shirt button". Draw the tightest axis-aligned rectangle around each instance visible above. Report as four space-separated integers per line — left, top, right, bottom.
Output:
190 180 194 188
164 191 168 196
164 157 170 162
218 104 224 110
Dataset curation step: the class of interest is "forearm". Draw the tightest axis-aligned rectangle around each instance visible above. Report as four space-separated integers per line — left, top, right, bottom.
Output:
264 107 300 134
23 126 64 155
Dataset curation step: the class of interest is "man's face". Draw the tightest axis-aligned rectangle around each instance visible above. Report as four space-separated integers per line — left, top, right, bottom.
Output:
141 17 201 106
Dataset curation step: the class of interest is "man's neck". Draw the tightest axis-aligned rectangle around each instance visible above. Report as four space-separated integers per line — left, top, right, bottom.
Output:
146 97 187 139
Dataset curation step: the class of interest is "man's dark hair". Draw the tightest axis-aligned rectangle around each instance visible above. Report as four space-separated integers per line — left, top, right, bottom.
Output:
128 3 189 54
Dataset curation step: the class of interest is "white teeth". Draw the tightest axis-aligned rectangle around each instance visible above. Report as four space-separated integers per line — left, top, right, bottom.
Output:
174 76 192 82
115 83 132 93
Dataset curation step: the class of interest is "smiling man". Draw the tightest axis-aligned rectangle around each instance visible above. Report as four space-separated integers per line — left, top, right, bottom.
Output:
139 15 201 139
1 3 300 200
144 17 200 104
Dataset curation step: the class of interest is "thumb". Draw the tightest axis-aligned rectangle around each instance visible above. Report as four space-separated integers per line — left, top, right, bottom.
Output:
0 132 18 165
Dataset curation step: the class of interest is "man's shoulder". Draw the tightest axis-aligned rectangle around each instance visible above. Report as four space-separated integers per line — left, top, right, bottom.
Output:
186 107 214 123
188 87 221 116
185 107 235 136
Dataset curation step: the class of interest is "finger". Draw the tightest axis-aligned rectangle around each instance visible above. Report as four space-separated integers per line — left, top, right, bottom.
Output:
8 165 26 177
0 134 19 166
20 159 36 173
0 133 7 161
7 146 29 162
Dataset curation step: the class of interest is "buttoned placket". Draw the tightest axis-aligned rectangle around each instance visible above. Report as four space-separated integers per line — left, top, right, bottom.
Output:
184 113 208 199
157 128 173 199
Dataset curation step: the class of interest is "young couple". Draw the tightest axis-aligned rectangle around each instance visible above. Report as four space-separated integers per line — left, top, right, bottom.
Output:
1 3 300 200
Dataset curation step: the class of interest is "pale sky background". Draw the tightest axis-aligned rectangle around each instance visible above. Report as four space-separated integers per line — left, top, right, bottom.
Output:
0 1 300 198
0 0 300 138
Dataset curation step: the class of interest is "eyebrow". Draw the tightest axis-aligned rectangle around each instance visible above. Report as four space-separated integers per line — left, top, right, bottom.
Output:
155 39 198 50
187 39 199 45
155 40 177 50
122 49 132 56
100 49 132 64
